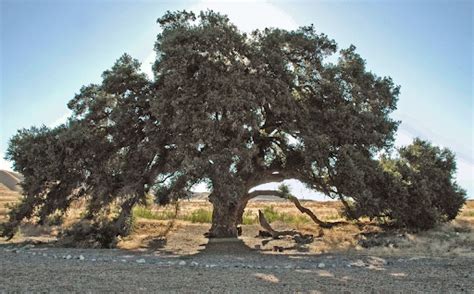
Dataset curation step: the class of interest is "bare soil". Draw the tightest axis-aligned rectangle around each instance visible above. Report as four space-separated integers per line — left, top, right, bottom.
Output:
1 192 473 293
1 240 473 293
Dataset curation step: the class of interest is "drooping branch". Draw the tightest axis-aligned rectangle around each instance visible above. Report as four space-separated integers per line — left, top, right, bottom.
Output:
247 189 339 228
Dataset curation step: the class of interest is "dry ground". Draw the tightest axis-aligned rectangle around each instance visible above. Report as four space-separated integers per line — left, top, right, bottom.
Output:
1 189 473 292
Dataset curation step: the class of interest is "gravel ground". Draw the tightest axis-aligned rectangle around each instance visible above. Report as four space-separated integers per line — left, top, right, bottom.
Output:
1 240 473 293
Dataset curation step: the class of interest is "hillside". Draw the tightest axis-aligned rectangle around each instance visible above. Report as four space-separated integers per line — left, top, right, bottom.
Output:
0 170 23 192
0 171 23 222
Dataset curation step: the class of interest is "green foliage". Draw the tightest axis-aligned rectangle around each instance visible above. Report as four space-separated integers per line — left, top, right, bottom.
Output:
183 208 213 223
262 206 310 225
461 210 474 217
242 211 258 225
3 10 461 241
278 184 292 198
347 139 466 230
132 206 176 221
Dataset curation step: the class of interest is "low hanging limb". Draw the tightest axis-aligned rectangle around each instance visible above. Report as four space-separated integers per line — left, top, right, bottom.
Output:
247 190 345 229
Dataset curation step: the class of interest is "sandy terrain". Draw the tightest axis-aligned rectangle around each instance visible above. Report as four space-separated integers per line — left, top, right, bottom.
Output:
1 183 473 293
1 240 473 293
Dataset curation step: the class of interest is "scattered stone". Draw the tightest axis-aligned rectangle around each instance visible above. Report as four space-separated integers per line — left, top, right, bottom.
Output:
136 259 146 264
121 259 127 263
79 255 85 261
65 255 72 260
318 263 325 268
91 259 97 262
284 265 293 269
178 260 186 266
273 246 284 252
190 261 199 267
42 253 48 257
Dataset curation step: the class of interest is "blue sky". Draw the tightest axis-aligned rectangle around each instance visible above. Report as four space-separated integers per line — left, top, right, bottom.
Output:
1 0 472 199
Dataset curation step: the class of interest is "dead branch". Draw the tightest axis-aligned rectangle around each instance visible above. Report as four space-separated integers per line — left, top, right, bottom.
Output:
258 210 299 238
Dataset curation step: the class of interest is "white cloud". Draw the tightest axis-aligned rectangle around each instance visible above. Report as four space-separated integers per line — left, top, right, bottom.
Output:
48 110 72 128
190 0 298 32
0 152 13 171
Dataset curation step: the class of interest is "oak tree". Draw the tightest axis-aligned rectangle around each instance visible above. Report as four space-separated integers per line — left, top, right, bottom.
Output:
3 11 463 244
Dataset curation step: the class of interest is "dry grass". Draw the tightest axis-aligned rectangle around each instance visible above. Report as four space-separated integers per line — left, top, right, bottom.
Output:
1 189 473 258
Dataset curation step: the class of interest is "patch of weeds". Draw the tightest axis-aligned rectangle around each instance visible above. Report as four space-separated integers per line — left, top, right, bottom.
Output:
133 206 176 220
261 205 310 225
242 211 257 225
183 208 212 223
324 213 342 221
461 210 474 217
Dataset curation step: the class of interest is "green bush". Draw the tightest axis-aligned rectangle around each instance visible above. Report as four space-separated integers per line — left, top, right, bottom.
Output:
242 211 257 225
261 206 310 225
132 206 176 220
347 139 466 230
183 208 212 223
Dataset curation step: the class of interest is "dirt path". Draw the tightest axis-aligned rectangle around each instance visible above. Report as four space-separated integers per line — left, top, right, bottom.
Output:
1 241 472 293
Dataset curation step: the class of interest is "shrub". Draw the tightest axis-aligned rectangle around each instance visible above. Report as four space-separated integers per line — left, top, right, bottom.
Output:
183 208 212 223
348 139 466 230
242 211 257 225
261 205 310 225
133 206 176 220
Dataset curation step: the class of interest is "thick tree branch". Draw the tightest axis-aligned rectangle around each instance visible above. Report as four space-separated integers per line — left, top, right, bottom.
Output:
246 189 335 228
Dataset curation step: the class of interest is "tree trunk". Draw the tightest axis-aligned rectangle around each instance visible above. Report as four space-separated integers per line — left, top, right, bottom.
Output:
208 192 243 238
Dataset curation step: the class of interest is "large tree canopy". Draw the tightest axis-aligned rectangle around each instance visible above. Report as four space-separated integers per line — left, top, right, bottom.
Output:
2 11 464 243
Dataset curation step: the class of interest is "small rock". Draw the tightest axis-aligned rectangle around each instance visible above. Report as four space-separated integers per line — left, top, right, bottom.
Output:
31 252 36 256
136 258 146 264
191 261 199 267
284 265 293 269
91 258 97 262
318 263 325 268
65 255 72 260
350 259 366 267
121 259 127 263
79 255 85 261
178 260 186 266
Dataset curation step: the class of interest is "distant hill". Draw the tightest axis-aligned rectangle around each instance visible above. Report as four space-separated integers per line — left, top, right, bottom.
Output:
189 191 289 202
0 170 23 192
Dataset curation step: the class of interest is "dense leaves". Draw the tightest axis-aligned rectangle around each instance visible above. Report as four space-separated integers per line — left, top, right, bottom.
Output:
1 11 465 243
371 139 465 229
